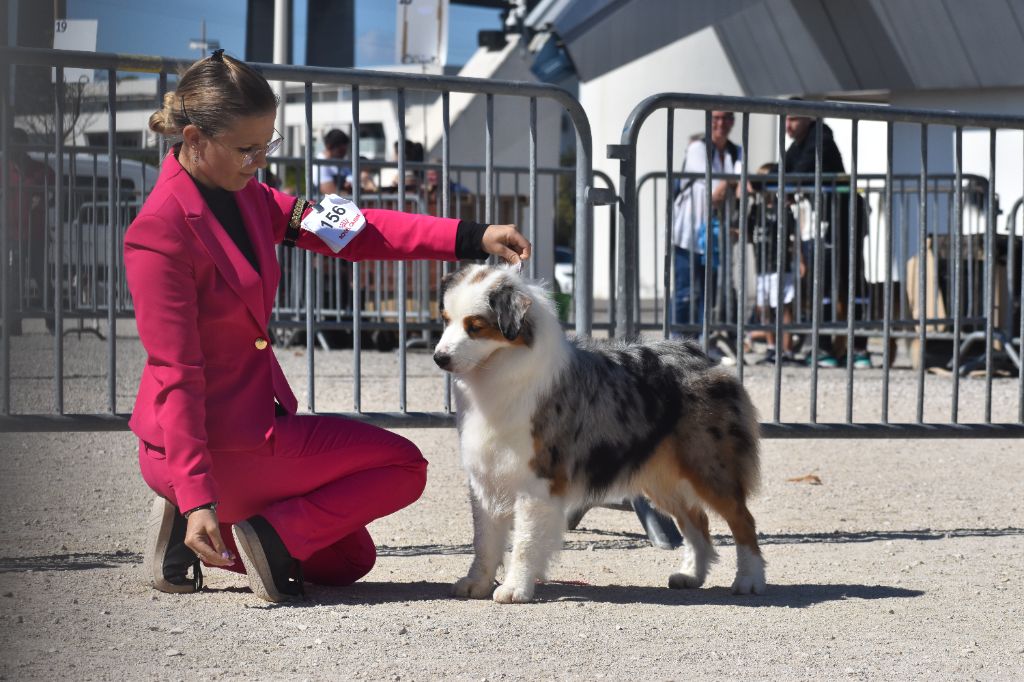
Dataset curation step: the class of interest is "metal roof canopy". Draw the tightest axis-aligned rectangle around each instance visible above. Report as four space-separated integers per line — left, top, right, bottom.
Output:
531 0 1024 96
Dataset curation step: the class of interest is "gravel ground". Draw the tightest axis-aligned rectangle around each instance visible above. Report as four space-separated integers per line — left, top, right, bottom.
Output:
1 321 1023 680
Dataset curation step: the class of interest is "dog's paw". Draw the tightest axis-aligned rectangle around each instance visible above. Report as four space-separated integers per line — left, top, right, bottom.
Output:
731 572 767 595
731 545 766 595
452 576 495 599
667 571 706 589
492 582 535 604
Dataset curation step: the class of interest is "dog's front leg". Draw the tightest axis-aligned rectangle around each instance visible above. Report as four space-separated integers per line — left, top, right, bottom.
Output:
493 495 566 604
453 488 512 599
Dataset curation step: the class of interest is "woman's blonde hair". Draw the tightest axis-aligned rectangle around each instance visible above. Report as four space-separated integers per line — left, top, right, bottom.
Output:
148 50 278 138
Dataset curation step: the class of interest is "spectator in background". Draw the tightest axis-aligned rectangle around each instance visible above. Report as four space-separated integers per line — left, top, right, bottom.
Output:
4 127 54 336
385 140 425 192
352 157 379 194
747 163 802 365
784 108 870 369
314 128 352 195
671 111 742 347
424 163 469 196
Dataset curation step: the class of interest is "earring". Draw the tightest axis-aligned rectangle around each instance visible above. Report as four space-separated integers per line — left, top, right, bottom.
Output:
192 150 200 165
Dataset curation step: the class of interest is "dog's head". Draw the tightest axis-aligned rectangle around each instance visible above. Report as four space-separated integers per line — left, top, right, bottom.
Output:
433 264 538 375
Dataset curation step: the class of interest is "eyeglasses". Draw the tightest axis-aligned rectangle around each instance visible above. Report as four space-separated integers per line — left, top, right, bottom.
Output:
209 130 284 168
180 96 284 167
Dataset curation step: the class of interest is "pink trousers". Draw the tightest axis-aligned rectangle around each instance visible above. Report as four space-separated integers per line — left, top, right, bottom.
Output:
139 414 428 586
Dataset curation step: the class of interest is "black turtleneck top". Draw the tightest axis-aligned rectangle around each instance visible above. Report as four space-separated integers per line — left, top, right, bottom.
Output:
190 177 262 272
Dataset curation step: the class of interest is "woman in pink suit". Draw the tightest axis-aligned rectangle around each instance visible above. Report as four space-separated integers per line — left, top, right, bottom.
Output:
128 50 530 602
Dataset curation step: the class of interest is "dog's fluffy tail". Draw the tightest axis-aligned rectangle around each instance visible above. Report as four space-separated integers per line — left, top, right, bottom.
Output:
708 369 762 499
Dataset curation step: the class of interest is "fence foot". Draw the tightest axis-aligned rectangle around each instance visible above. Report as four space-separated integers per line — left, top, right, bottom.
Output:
954 330 1020 375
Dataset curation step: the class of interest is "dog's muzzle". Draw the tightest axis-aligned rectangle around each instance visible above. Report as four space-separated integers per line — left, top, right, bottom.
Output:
433 351 452 371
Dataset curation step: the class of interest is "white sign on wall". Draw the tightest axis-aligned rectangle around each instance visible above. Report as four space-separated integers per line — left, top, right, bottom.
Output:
395 0 449 69
52 19 98 84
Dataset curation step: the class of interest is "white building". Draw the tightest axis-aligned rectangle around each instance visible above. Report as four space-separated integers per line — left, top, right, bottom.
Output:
506 0 1024 299
25 0 1024 303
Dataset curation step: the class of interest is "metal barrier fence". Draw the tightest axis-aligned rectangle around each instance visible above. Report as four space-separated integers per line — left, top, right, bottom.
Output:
635 170 1004 345
263 156 615 351
613 93 1023 437
0 46 598 430
0 147 606 342
1 144 156 328
3 51 1021 438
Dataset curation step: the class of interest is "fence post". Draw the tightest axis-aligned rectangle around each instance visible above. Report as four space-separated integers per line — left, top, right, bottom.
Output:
1 65 8 415
608 143 634 338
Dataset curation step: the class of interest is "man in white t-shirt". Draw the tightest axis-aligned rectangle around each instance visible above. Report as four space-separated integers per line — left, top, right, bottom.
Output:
671 110 742 335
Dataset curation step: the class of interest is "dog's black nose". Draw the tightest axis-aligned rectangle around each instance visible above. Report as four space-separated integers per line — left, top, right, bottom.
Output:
433 352 451 369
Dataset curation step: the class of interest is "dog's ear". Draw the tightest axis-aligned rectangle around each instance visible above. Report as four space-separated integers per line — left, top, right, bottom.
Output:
488 281 534 344
438 270 463 313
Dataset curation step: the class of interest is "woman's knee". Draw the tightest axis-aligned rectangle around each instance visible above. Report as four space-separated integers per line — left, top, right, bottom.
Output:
388 434 428 475
396 439 428 502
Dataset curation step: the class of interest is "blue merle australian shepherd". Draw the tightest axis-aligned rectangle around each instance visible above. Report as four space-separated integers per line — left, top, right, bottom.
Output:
433 264 765 603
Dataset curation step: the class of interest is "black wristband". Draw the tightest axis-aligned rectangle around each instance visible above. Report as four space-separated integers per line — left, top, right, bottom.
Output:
455 220 490 260
183 502 217 519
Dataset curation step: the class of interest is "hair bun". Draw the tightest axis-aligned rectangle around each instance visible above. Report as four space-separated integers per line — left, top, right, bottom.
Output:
148 90 182 136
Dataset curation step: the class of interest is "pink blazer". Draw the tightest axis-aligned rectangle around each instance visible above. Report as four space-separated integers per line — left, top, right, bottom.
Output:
124 150 460 512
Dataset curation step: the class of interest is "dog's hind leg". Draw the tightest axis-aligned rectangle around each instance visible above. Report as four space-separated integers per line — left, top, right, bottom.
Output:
453 490 513 599
493 495 566 604
639 439 719 589
643 480 719 589
669 505 718 589
701 493 766 595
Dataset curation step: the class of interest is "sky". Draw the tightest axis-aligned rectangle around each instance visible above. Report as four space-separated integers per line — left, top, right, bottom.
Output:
65 0 502 67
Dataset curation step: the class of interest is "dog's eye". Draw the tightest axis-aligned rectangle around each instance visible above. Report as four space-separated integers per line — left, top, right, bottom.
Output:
466 323 481 335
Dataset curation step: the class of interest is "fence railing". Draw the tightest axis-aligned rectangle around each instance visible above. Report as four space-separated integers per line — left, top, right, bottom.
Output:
3 51 1021 438
0 46 597 430
635 170 1010 340
612 93 1023 437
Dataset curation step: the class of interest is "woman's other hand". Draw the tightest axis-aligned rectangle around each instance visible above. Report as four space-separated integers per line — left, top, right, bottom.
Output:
482 224 531 265
185 509 235 567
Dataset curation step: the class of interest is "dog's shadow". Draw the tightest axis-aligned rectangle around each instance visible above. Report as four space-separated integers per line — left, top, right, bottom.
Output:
272 579 922 609
532 581 924 608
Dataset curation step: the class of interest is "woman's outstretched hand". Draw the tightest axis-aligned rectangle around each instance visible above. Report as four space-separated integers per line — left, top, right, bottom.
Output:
482 224 531 265
185 509 235 567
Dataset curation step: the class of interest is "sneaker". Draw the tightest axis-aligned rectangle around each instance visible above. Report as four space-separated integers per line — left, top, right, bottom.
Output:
805 351 839 368
144 496 203 593
757 349 777 366
780 351 801 365
232 516 305 603
852 352 872 369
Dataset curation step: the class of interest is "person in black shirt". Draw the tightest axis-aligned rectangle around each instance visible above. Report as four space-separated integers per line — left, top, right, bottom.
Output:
784 111 870 369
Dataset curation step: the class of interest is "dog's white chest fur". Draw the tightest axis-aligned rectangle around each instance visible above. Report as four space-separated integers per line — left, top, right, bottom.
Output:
454 378 554 513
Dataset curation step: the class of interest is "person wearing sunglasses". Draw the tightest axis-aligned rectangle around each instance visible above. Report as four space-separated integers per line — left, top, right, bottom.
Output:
128 50 531 603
